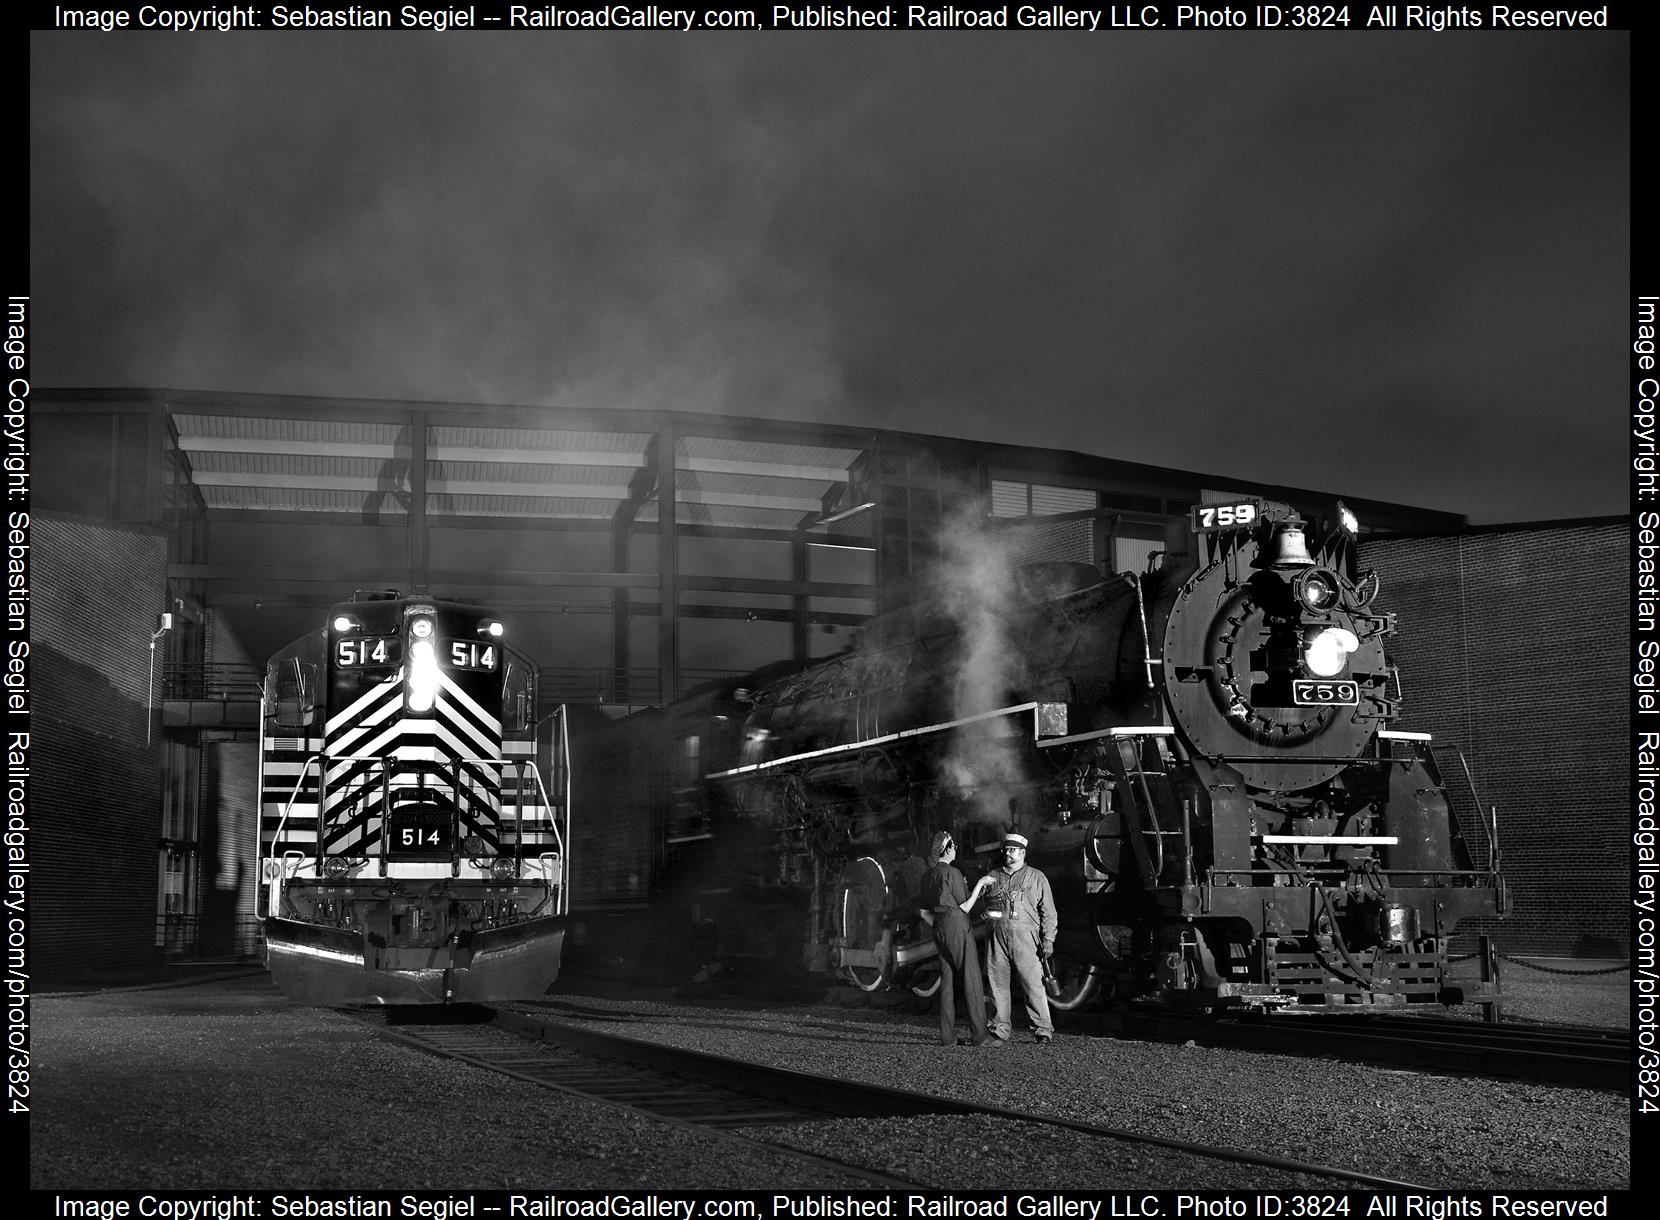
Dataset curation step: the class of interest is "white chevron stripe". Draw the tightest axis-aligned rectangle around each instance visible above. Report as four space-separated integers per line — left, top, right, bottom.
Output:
437 669 502 738
327 687 405 756
325 672 404 737
435 713 496 764
429 719 500 769
331 718 434 772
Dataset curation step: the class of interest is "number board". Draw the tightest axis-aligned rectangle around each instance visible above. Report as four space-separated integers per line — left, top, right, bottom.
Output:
387 803 454 860
1292 679 1360 707
1190 500 1262 533
446 640 498 672
335 636 403 668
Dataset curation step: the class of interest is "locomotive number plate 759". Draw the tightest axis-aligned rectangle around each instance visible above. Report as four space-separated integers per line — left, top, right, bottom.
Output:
1190 500 1261 532
1293 679 1359 706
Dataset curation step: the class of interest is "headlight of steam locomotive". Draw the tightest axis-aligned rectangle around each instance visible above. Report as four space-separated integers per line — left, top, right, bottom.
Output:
1304 627 1360 677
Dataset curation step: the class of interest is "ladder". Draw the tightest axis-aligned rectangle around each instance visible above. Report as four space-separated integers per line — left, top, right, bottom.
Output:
1107 726 1192 889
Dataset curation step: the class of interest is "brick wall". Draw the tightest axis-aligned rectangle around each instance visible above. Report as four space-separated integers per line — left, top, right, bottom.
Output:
31 513 169 977
1363 521 1628 957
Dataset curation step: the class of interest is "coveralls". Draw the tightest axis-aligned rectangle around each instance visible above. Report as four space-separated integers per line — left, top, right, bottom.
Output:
984 863 1057 1041
920 861 988 1046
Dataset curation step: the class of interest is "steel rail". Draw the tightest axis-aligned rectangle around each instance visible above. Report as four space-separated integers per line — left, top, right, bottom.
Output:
1082 1008 1629 1092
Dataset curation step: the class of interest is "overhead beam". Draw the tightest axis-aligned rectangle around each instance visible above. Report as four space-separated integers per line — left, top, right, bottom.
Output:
166 564 872 601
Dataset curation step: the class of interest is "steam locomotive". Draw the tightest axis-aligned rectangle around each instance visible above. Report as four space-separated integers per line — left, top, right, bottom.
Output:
571 498 1505 1013
257 591 571 1005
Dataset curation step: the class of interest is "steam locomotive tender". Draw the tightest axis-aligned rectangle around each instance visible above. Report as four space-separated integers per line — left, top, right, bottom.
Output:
258 591 571 1005
577 498 1505 1013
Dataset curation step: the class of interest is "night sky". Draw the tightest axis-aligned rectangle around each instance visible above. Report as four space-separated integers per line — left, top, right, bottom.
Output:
30 28 1629 525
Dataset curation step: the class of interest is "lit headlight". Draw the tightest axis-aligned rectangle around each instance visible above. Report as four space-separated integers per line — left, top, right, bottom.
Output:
332 614 359 633
479 620 504 638
1304 628 1360 677
1294 569 1341 611
407 638 440 712
410 617 434 639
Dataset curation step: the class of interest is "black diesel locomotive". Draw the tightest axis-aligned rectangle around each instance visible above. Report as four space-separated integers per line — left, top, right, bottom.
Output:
258 591 571 1004
573 499 1505 1013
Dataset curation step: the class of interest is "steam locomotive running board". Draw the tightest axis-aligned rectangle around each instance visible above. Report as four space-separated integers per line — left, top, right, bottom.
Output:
708 700 1064 778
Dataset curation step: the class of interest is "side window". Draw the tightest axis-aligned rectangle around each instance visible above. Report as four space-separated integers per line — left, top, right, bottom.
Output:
265 658 317 730
503 659 537 734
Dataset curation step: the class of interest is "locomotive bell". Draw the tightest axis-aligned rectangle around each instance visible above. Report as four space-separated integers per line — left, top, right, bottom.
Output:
1253 521 1316 568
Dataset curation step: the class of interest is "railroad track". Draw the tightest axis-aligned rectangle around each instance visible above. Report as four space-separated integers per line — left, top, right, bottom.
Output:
350 1004 1437 1191
1085 1007 1630 1091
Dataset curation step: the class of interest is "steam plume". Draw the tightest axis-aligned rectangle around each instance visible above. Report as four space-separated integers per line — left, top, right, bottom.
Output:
931 508 1028 825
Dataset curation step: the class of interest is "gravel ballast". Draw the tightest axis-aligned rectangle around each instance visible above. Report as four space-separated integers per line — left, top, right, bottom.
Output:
28 968 1629 1192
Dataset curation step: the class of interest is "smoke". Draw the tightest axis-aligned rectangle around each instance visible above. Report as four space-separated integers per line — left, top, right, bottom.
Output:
930 508 1030 826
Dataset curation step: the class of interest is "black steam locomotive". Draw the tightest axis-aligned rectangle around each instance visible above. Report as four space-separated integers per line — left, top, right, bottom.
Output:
258 591 572 1005
571 498 1505 1013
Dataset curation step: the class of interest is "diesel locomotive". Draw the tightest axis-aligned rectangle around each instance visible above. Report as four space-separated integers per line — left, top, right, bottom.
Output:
257 591 571 1004
572 498 1505 1013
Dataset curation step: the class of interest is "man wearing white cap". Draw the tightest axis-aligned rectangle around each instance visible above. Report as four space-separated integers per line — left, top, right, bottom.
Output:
968 831 1057 1045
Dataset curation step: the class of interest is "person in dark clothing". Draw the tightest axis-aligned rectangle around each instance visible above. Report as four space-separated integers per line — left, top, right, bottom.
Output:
919 830 989 1048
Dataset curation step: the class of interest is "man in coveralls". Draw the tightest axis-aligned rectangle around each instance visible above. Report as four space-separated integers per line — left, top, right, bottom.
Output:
919 830 989 1047
974 831 1057 1045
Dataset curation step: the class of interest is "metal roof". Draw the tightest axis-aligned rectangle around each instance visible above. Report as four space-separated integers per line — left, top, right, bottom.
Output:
167 402 867 532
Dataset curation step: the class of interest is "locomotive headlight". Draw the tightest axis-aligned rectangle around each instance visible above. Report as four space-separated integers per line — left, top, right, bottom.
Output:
406 638 440 712
1294 569 1341 612
489 856 518 881
332 614 360 633
1304 627 1360 677
322 855 352 881
410 617 434 639
479 620 504 638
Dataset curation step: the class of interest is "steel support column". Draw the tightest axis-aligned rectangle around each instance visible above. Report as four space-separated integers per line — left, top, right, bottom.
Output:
657 420 678 704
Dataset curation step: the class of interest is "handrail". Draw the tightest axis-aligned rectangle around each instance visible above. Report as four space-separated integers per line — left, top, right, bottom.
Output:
1433 742 1502 880
1110 730 1168 884
1127 571 1157 687
265 747 568 912
265 754 325 913
511 751 570 914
